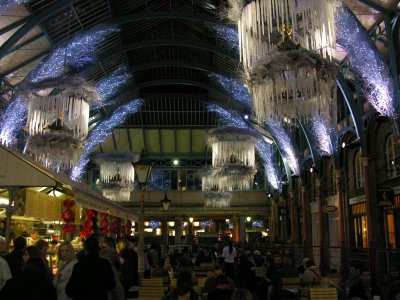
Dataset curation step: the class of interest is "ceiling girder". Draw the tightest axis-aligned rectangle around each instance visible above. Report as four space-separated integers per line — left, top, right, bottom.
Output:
98 39 238 62
109 11 220 26
0 0 78 59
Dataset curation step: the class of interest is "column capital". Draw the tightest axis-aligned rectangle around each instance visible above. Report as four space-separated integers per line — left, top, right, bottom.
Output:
315 178 321 187
301 185 306 193
335 169 341 178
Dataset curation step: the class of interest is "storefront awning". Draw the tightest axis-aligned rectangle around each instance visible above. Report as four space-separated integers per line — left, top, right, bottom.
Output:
0 144 137 220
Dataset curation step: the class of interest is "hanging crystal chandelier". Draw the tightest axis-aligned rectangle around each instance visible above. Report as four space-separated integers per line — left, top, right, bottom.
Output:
23 77 99 171
236 0 339 71
246 39 338 123
207 127 259 192
203 192 233 208
95 152 136 202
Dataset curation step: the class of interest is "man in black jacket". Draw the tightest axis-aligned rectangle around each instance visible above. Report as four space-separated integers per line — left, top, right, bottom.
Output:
66 236 115 300
4 236 26 278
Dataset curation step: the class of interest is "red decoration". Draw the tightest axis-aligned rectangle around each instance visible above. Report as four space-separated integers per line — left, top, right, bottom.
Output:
61 199 76 235
80 208 96 237
85 209 96 218
99 212 110 235
62 208 75 223
62 224 74 233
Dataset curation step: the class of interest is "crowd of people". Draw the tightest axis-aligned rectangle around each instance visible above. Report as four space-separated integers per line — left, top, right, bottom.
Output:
1 233 400 300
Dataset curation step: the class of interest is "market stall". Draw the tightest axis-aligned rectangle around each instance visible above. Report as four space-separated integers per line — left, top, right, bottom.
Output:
0 144 137 250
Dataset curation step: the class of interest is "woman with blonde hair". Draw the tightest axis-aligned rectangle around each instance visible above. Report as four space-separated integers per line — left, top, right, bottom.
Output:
53 241 78 300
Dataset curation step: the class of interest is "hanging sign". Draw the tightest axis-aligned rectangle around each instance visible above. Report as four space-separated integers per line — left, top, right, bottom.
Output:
322 205 337 213
377 188 394 206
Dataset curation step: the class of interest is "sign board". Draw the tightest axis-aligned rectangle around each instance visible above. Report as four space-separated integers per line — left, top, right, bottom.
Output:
322 205 337 213
377 188 394 206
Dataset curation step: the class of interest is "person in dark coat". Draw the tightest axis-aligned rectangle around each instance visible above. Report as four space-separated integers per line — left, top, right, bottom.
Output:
0 257 57 300
3 236 26 278
66 236 115 300
117 239 139 296
348 268 382 300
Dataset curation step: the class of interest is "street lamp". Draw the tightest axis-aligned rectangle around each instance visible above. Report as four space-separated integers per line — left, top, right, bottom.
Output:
161 193 171 211
131 150 152 279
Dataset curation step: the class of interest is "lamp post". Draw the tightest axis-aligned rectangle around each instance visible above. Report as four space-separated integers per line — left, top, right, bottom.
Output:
160 193 171 247
132 150 152 279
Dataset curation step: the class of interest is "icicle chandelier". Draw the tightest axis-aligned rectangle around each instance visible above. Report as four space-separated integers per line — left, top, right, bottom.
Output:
199 167 232 208
95 152 136 202
235 0 339 71
203 192 233 208
23 77 99 171
207 127 259 192
246 42 338 123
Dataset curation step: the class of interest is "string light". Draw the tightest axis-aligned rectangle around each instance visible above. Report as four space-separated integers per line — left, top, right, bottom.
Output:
256 140 279 190
336 5 395 118
0 95 27 145
71 99 143 179
201 220 214 228
311 115 337 157
208 104 248 128
212 24 239 49
95 68 132 106
252 220 264 228
149 220 161 229
27 24 119 83
267 118 300 176
209 72 251 107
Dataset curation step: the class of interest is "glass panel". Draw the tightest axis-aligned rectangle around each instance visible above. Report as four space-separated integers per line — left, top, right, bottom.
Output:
386 213 396 248
361 216 368 248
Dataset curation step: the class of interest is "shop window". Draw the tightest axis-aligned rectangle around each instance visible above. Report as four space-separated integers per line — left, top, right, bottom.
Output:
386 134 398 178
353 215 368 248
385 213 396 248
355 151 364 188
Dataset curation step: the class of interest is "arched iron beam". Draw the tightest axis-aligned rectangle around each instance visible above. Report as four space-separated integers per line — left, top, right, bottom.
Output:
91 92 248 125
97 39 238 63
109 11 220 26
0 0 78 59
296 116 317 169
99 78 248 111
336 73 364 143
79 60 234 80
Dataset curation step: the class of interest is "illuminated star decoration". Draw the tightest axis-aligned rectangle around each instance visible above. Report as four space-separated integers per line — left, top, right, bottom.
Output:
212 24 239 49
0 0 30 14
267 118 300 176
208 104 248 128
27 24 119 83
336 5 395 118
311 115 337 157
256 140 279 190
201 220 214 228
149 221 161 229
71 99 143 179
94 68 132 108
209 72 251 108
0 95 28 145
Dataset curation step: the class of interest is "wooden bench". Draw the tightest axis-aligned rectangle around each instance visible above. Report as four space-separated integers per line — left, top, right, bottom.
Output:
299 288 310 300
139 278 166 299
309 287 338 300
280 277 301 300
281 277 301 289
255 266 265 277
